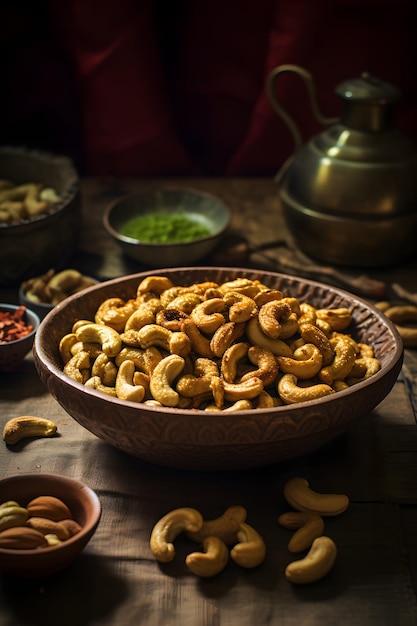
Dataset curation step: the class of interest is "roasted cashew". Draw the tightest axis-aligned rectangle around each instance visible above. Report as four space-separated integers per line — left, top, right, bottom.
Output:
278 374 335 405
254 289 284 307
63 350 91 383
284 536 337 584
176 358 219 397
24 183 49 215
85 376 118 396
149 507 203 563
298 302 317 327
115 346 162 375
137 324 191 358
137 275 174 296
258 300 293 339
93 298 136 331
223 291 258 323
3 416 58 445
246 318 293 357
165 292 202 313
319 334 357 385
278 511 325 553
283 477 349 516
149 354 185 407
210 321 246 358
124 304 158 332
217 278 262 298
240 345 279 386
299 323 333 365
190 298 227 333
187 505 247 545
185 536 229 577
91 352 118 386
316 307 352 331
59 333 78 364
384 305 417 347
115 360 146 402
75 323 122 358
221 342 250 383
181 318 215 358
346 355 381 385
223 377 264 401
230 522 266 568
255 390 284 408
277 343 323 380
155 308 188 331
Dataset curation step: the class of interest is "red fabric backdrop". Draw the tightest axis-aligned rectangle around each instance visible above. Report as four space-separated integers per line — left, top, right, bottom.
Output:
2 0 417 177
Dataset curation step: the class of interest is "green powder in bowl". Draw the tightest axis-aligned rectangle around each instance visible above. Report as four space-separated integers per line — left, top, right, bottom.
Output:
120 212 212 243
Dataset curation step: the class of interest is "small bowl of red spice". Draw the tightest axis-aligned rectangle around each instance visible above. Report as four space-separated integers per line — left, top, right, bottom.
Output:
0 304 40 373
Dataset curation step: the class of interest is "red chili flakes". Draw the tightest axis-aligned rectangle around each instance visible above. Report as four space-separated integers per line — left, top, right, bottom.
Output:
0 306 33 343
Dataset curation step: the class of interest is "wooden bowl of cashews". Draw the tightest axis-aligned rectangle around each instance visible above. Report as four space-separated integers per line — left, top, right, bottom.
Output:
33 267 404 471
0 146 80 286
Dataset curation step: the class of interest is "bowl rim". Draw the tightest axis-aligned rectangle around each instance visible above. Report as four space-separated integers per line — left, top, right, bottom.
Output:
0 473 101 556
0 303 40 343
34 266 404 419
102 187 231 247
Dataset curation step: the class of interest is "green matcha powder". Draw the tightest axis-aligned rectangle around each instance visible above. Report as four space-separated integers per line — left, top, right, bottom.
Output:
120 212 212 243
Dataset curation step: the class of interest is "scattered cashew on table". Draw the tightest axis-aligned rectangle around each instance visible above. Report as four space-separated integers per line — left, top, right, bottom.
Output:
149 477 349 584
375 301 417 348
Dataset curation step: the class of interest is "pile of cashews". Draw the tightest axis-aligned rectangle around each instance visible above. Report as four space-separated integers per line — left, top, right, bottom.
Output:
58 274 381 410
0 180 61 224
149 476 349 583
375 301 417 348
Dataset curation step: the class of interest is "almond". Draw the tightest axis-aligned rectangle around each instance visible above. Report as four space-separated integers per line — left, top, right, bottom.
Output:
26 496 72 522
0 527 48 549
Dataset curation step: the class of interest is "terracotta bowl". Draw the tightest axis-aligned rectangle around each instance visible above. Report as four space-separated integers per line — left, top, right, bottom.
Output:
0 473 101 577
0 146 80 285
33 267 403 471
0 304 40 373
102 188 230 267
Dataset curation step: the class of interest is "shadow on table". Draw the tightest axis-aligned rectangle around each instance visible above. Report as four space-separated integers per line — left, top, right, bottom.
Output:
0 553 128 626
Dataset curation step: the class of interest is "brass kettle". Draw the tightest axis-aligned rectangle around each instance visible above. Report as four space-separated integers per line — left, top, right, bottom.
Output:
267 64 417 267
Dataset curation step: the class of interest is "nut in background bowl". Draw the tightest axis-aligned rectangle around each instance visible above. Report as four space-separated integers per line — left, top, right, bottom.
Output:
103 188 230 267
33 267 403 471
0 146 81 286
0 473 101 577
0 304 40 373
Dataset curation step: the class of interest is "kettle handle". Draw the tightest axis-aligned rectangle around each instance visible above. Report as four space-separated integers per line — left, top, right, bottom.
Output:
267 64 338 180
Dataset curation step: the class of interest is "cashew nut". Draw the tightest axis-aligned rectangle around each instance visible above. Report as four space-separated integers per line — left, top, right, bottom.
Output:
239 346 279 386
319 334 357 385
150 507 203 562
149 354 185 407
283 477 349 516
3 416 58 445
278 511 325 553
94 297 138 331
258 300 293 339
223 290 258 322
190 298 226 333
316 308 352 331
285 536 337 584
185 536 229 577
176 358 219 397
223 377 264 401
75 322 122 357
230 522 266 568
210 321 246 358
137 324 191 358
181 318 215 358
384 305 417 347
278 374 335 404
63 350 91 383
115 359 146 402
277 343 323 380
246 318 293 357
221 342 250 383
187 505 247 545
137 275 174 296
91 352 118 386
299 323 333 365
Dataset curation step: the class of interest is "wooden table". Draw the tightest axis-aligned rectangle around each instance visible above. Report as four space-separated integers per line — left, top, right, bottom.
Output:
1 177 417 626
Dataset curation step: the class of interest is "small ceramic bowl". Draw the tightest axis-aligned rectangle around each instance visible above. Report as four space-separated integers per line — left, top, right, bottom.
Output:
18 271 99 320
0 304 40 373
0 473 101 577
103 188 230 267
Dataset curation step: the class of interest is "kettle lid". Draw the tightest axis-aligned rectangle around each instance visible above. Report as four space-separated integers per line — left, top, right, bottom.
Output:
336 72 402 103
